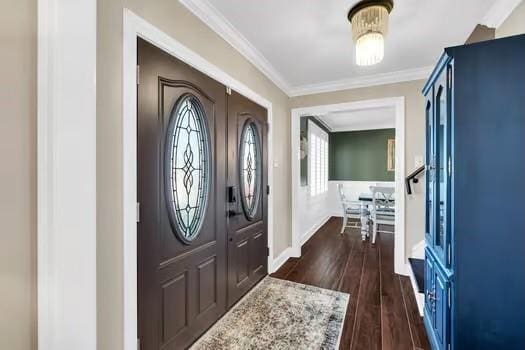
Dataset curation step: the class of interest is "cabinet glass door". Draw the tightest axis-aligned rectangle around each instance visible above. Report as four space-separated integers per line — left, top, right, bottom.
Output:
425 92 434 245
434 67 450 265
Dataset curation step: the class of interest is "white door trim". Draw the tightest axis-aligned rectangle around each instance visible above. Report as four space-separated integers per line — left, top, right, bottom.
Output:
290 97 407 275
123 9 275 350
37 0 97 349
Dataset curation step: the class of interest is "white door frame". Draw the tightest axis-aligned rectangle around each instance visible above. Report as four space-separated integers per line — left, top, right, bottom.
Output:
37 0 97 349
123 9 275 350
290 97 407 275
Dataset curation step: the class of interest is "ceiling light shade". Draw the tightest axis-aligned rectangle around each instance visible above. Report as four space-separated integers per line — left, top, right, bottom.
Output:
348 0 394 66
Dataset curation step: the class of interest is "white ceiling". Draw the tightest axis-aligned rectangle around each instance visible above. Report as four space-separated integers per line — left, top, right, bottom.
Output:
182 0 517 96
318 106 395 132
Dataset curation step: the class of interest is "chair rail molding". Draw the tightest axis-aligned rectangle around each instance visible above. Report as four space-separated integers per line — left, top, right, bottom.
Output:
37 0 97 349
291 97 407 275
123 9 276 349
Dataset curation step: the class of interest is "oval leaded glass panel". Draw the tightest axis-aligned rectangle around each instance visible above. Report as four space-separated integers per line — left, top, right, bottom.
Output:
239 121 261 220
165 94 210 243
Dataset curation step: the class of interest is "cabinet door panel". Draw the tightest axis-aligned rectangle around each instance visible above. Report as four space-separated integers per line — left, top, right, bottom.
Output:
424 252 435 317
433 65 451 266
434 267 450 350
425 90 435 246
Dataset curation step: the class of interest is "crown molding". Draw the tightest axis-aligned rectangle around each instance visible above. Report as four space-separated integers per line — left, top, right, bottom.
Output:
481 0 523 28
180 0 434 97
179 0 292 94
288 66 433 97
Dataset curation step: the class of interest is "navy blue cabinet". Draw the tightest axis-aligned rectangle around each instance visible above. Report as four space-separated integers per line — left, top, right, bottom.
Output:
423 35 525 350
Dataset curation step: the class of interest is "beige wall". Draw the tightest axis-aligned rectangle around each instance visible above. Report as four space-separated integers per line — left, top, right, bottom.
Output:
97 1 291 348
0 0 37 349
465 24 495 44
496 1 525 38
290 80 427 258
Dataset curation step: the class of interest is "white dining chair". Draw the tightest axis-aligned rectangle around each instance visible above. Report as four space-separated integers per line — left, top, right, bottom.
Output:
369 186 395 244
338 184 369 238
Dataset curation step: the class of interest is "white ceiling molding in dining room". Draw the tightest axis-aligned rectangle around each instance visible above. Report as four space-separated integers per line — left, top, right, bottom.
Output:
180 0 504 97
318 105 396 132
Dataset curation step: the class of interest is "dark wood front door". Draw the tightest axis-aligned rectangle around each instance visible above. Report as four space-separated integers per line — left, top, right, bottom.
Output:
226 91 268 307
137 39 268 349
137 38 227 350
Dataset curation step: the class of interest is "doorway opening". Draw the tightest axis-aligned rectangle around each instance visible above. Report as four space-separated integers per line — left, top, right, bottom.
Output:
290 97 406 275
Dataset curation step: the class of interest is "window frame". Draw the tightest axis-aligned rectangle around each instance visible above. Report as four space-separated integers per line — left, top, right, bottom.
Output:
308 120 329 197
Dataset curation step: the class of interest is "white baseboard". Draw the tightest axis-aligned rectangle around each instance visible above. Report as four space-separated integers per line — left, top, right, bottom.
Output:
300 215 332 245
289 246 301 258
411 240 425 259
406 263 424 316
270 247 292 273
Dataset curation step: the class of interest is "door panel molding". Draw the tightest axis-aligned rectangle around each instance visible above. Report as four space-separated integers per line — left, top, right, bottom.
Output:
123 10 274 350
159 240 217 269
161 272 189 342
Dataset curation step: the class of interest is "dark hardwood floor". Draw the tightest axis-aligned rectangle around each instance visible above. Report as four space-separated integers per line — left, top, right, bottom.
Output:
271 217 430 350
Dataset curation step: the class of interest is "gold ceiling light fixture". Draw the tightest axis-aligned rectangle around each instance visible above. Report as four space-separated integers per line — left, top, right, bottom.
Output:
348 0 394 66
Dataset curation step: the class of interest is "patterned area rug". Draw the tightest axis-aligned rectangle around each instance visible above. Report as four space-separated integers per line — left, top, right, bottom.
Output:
190 277 349 350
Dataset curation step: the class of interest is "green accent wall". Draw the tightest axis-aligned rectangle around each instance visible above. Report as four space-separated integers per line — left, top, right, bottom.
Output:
329 129 395 181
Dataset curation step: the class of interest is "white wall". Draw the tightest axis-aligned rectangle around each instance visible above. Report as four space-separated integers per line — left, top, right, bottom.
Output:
297 186 332 244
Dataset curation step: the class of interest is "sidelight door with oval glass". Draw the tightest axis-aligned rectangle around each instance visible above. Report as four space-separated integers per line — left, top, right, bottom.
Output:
226 90 268 307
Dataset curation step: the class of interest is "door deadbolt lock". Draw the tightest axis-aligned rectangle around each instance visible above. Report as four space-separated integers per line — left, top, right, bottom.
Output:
228 186 237 203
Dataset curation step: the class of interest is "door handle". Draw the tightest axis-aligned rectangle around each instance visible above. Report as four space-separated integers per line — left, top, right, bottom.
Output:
227 185 243 217
426 290 437 302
